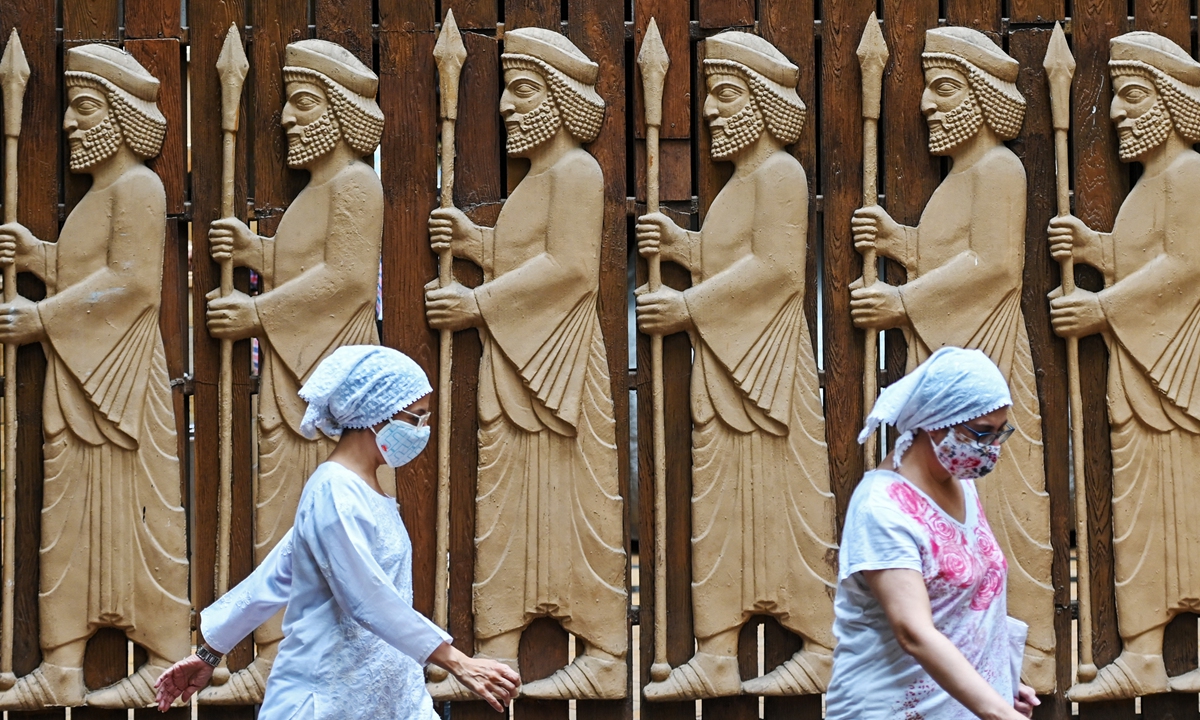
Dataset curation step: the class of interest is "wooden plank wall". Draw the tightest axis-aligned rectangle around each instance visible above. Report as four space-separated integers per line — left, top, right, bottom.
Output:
1 0 1200 719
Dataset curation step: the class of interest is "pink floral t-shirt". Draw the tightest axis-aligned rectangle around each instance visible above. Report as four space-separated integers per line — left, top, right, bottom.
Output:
826 469 1012 720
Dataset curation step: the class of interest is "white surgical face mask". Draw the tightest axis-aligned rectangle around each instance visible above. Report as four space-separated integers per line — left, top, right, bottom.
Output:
932 428 1001 480
372 413 431 468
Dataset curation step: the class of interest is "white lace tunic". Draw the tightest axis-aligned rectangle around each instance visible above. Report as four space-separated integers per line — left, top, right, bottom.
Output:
201 462 451 719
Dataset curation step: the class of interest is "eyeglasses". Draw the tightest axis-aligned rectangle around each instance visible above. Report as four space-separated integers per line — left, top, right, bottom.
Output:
955 422 1015 446
398 409 431 429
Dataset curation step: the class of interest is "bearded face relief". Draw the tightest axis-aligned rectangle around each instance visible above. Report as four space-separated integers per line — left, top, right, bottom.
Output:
704 71 765 160
922 66 984 155
1112 73 1172 162
65 85 122 172
501 68 562 157
284 80 341 168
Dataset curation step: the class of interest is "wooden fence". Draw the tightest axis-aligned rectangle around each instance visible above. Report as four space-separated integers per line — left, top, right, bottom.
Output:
0 0 1198 718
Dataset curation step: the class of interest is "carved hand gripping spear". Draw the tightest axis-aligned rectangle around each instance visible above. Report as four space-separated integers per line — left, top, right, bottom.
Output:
856 13 888 468
215 24 249 598
0 28 29 691
1044 23 1095 683
432 10 466 638
637 18 671 683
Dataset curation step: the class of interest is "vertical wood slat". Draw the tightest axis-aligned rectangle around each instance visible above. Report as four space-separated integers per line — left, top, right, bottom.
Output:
378 0 439 638
569 0 630 716
1072 0 1130 718
443 0 497 30
1008 26 1071 720
878 0 938 389
251 0 307 233
944 0 1001 37
61 0 119 41
696 0 753 30
315 0 372 69
1134 0 1190 48
821 0 871 531
188 1 255 718
124 0 182 39
504 0 559 31
633 0 690 202
443 26 501 720
0 3 58 715
1008 0 1065 23
126 39 187 215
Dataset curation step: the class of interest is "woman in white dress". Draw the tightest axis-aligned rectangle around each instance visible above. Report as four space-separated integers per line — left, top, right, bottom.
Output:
154 345 520 717
825 347 1039 720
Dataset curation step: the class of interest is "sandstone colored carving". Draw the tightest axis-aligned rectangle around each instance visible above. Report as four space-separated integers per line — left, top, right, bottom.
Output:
0 44 189 709
199 39 386 704
1049 31 1200 702
424 27 627 701
636 32 836 700
849 27 1055 693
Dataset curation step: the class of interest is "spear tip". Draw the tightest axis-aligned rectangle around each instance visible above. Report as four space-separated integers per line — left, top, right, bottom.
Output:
637 17 670 77
434 9 467 71
0 29 31 90
1044 22 1075 131
1043 21 1076 77
216 23 249 83
856 12 889 71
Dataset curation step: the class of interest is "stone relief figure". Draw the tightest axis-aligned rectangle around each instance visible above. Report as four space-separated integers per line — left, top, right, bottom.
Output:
0 44 189 709
199 39 385 703
423 27 628 701
848 27 1055 692
1048 31 1200 701
636 32 836 700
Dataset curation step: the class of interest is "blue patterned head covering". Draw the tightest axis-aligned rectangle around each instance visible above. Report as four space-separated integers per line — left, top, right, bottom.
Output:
298 345 432 440
858 346 1012 466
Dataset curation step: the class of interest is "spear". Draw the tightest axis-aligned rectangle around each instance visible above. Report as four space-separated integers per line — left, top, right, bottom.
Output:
637 17 671 683
432 9 465 637
856 13 888 469
1044 23 1095 683
215 23 248 598
0 28 29 691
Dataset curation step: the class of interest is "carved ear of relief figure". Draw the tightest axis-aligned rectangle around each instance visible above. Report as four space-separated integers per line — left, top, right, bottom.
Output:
423 27 628 702
847 26 1056 693
1048 31 1200 703
634 31 836 701
0 43 190 710
197 38 386 705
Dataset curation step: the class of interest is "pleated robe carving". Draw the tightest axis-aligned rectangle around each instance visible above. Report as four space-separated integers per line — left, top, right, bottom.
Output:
1098 155 1200 638
470 149 627 655
251 163 383 648
38 168 190 660
896 150 1054 688
684 153 836 646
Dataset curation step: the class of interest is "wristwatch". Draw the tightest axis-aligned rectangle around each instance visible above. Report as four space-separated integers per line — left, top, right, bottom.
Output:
196 644 223 668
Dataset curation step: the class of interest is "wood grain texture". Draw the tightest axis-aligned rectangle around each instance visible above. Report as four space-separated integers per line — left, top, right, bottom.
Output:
1071 1 1130 718
443 0 497 30
250 0 307 232
126 39 187 215
944 0 1000 36
125 0 182 39
569 0 631 714
820 0 872 532
61 0 118 41
514 618 569 720
633 0 690 140
1009 27 1071 720
1008 0 1065 24
1133 0 1190 58
504 0 559 31
634 139 690 202
315 0 372 68
697 0 753 30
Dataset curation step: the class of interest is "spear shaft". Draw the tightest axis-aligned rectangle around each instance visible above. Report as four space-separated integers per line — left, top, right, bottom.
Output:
0 28 29 690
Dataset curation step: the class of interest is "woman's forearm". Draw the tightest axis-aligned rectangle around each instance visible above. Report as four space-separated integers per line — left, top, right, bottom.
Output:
903 625 1017 720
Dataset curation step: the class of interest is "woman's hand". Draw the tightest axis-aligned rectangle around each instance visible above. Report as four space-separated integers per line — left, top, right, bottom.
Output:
154 654 216 712
428 642 521 712
1014 683 1040 718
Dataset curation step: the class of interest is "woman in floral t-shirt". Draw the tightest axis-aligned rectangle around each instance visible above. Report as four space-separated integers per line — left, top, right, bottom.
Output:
826 347 1038 720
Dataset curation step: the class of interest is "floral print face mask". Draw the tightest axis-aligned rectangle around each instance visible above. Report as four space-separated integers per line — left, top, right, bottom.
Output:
932 427 1001 480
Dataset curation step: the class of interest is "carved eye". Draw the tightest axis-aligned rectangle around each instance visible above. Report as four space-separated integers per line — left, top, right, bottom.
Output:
74 98 102 114
512 80 541 98
1123 87 1149 102
293 92 322 111
715 85 742 102
933 79 962 96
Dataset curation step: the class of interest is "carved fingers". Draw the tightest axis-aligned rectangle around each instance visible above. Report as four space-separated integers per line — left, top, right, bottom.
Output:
1048 287 1107 338
428 206 480 254
849 280 906 330
636 286 692 335
205 288 262 340
424 281 482 331
1046 214 1098 264
0 295 45 345
0 222 38 267
851 205 901 259
636 212 686 265
153 655 214 712
209 217 256 264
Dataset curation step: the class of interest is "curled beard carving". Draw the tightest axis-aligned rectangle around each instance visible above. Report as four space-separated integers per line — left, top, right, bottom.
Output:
506 97 562 156
1118 98 1172 162
927 91 984 155
287 109 341 168
68 117 123 172
710 98 765 160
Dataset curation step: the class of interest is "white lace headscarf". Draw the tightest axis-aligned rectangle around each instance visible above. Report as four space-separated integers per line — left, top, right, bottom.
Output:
298 345 432 440
858 346 1012 468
